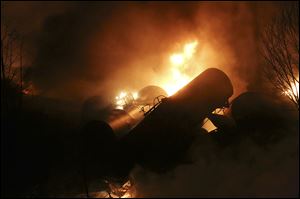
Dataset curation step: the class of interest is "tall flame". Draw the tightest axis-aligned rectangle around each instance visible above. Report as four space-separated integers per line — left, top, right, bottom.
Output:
162 40 198 96
114 40 200 107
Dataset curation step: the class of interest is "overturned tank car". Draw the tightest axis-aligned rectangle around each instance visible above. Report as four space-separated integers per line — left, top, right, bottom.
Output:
80 68 234 181
120 68 233 172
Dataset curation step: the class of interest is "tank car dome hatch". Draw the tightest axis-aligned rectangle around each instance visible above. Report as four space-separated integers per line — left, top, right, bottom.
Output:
136 85 168 106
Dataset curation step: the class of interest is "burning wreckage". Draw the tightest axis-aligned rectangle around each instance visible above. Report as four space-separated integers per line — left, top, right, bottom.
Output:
80 68 234 197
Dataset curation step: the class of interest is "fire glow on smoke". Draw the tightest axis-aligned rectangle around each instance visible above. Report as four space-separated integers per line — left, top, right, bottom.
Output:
163 40 198 96
114 40 200 109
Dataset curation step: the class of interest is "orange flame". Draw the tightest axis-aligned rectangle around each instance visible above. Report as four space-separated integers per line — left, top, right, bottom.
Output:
114 40 200 107
115 91 138 109
161 40 199 96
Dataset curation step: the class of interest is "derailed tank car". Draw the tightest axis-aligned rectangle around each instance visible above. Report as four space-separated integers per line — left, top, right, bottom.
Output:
120 68 233 172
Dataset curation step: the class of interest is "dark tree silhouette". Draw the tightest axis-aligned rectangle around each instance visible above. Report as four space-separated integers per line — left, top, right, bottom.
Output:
1 21 26 110
260 4 299 109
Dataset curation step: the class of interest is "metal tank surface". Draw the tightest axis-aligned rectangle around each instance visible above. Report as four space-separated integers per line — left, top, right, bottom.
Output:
120 68 234 172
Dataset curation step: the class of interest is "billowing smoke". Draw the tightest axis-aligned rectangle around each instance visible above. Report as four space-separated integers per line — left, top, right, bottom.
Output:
130 132 298 197
2 2 298 197
129 92 299 197
2 1 286 103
